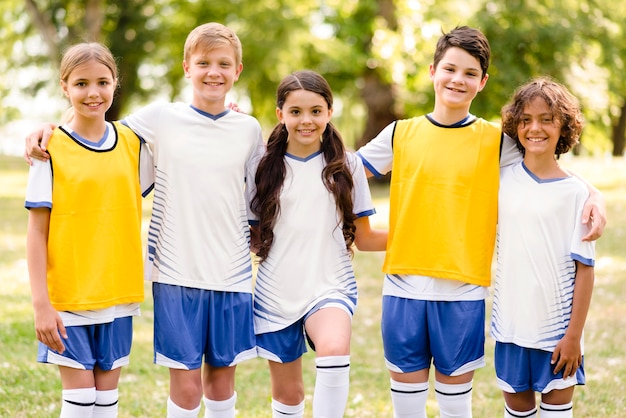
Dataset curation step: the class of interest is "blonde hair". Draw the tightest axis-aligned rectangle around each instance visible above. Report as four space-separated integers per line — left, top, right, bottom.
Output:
183 22 242 64
59 42 118 83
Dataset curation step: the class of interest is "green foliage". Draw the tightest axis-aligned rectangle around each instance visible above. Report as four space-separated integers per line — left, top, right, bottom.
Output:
473 0 621 152
0 0 624 151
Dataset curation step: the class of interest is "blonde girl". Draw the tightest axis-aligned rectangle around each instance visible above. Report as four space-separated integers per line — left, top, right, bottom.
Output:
25 42 150 418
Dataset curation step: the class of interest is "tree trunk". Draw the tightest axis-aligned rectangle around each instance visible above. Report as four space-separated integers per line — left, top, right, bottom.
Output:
85 0 104 42
24 0 59 63
355 0 398 150
612 99 626 156
356 69 398 183
356 69 398 149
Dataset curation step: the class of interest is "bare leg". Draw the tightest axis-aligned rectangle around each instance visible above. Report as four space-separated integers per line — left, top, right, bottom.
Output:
170 368 203 410
268 359 304 405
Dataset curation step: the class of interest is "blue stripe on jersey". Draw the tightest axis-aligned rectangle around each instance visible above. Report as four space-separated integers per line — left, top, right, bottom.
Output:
25 201 52 209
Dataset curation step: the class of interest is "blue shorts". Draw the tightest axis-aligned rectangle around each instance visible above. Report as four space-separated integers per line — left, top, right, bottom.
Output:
495 342 585 393
256 298 354 363
153 282 256 369
381 296 485 376
37 316 133 371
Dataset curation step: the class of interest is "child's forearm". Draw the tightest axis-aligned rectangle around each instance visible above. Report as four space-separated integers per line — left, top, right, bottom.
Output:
565 263 595 340
354 217 388 251
26 211 51 308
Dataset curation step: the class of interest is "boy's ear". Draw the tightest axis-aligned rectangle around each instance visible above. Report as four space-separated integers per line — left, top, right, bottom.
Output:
182 60 190 78
234 62 243 80
478 73 489 92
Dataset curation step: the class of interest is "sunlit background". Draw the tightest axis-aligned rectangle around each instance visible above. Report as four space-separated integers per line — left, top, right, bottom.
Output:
1 0 625 158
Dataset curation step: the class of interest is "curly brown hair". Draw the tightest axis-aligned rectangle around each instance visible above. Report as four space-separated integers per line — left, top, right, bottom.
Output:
250 70 357 262
501 76 584 158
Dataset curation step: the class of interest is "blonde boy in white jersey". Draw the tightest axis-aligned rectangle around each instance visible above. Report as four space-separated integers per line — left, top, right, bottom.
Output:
121 23 264 418
356 26 606 418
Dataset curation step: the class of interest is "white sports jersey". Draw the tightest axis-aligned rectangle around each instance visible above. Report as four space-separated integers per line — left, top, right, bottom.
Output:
123 102 264 292
24 122 152 325
491 161 595 352
250 152 375 333
356 115 521 301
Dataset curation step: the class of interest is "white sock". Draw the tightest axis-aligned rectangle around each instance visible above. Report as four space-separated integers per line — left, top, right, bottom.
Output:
539 401 573 418
203 392 237 418
312 355 350 417
389 379 429 418
435 380 473 418
93 389 119 417
60 387 96 418
504 404 537 417
271 398 305 417
167 397 201 418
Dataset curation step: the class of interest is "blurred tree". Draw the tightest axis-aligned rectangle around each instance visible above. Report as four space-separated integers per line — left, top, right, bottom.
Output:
473 0 581 118
0 0 24 123
585 0 626 155
475 0 619 154
323 0 400 149
0 0 620 155
16 0 167 120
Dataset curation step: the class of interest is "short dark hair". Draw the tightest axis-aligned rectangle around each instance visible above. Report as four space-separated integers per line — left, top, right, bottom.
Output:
433 26 491 78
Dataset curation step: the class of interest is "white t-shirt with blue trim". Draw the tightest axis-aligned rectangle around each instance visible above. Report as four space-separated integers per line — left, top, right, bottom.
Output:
491 161 595 352
250 151 375 333
123 102 265 293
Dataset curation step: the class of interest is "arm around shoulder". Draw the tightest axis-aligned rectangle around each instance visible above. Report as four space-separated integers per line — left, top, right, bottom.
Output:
581 184 606 241
24 123 57 165
565 169 607 241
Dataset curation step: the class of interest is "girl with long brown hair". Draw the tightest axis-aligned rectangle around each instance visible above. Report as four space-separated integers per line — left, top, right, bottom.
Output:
249 70 387 418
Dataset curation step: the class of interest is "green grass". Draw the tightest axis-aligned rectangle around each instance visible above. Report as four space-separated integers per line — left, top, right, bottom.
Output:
1 153 625 417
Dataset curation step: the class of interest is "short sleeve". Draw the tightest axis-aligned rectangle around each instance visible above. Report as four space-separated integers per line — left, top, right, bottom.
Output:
500 134 523 167
356 121 396 177
348 153 376 218
25 159 52 209
245 146 264 224
139 140 155 197
123 101 167 145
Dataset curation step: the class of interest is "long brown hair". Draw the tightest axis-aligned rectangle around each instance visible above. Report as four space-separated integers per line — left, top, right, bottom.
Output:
251 70 356 262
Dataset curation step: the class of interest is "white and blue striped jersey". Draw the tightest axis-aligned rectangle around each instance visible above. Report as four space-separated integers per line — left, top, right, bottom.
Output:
123 102 265 293
491 161 595 352
250 152 375 334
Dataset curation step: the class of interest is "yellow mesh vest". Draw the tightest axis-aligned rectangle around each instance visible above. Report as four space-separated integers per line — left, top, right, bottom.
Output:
47 122 144 310
384 116 501 286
